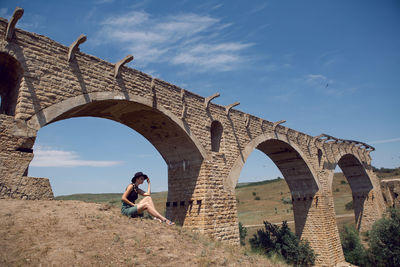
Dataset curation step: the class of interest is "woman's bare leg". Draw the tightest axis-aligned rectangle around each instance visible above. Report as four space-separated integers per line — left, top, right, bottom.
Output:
136 197 167 221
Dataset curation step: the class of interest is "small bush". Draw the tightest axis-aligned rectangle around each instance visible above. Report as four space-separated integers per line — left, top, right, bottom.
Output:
345 200 353 210
281 197 292 204
238 222 247 246
252 192 257 196
368 208 400 267
340 225 367 266
340 180 347 184
255 196 260 200
249 221 315 266
335 188 340 192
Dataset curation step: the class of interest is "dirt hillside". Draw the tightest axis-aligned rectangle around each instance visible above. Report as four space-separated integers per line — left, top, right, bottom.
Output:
0 199 282 267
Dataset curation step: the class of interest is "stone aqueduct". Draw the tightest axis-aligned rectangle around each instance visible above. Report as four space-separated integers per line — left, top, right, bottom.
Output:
0 10 386 266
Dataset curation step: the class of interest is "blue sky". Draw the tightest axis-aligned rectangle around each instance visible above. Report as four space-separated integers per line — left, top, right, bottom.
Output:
1 0 399 196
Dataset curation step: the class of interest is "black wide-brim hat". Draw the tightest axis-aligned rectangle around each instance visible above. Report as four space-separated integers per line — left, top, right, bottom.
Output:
133 172 148 179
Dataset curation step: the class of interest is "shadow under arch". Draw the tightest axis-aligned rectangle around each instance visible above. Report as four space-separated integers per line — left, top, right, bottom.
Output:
26 92 207 224
226 133 320 237
337 154 373 231
0 51 23 116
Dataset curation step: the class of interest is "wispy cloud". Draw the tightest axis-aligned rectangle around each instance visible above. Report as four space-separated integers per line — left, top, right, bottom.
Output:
0 8 11 19
31 147 122 167
369 138 400 145
94 10 252 71
247 2 269 14
305 74 343 96
95 0 114 4
0 8 45 30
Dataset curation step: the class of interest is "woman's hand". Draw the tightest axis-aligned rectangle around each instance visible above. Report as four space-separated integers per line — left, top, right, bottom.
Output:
146 177 150 183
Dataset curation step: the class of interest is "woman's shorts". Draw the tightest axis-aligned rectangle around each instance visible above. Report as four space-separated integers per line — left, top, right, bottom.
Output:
121 202 139 218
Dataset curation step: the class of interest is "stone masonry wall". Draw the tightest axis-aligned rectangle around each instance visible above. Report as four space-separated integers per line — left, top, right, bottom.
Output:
381 179 400 208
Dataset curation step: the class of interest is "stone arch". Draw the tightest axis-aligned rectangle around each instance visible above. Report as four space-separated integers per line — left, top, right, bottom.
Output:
336 153 374 231
27 91 207 161
210 120 223 152
26 91 207 224
0 52 23 116
226 133 321 237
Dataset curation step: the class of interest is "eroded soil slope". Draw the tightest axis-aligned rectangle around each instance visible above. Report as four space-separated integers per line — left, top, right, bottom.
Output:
0 199 281 266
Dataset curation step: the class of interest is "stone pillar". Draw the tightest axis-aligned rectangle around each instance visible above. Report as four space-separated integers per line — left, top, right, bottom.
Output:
352 170 385 232
380 179 400 208
292 192 345 266
166 152 239 245
0 114 54 199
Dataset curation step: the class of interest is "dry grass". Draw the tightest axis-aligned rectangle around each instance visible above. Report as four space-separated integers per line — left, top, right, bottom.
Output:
0 199 283 267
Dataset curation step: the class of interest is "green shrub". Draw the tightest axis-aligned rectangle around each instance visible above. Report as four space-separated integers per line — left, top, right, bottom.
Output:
340 225 367 266
249 221 315 266
281 197 292 204
335 188 340 192
255 196 261 200
345 200 353 210
252 192 257 196
368 208 400 267
238 222 247 246
340 180 347 184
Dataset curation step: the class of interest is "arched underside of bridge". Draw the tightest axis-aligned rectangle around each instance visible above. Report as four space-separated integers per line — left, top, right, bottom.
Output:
26 92 206 225
226 136 348 265
227 136 320 238
337 154 374 232
256 140 319 237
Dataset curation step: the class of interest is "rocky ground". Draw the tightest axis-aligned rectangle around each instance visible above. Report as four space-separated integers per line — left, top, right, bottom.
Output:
0 199 283 266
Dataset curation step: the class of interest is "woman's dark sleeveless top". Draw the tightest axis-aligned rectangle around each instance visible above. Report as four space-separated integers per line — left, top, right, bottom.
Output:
127 184 139 203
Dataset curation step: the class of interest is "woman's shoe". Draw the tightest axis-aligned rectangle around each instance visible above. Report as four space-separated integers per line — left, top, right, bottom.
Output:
164 219 175 226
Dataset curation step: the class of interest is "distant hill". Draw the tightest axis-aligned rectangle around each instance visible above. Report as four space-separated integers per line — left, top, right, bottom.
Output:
54 169 400 231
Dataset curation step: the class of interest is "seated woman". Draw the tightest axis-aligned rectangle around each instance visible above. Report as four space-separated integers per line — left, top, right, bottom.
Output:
121 172 174 225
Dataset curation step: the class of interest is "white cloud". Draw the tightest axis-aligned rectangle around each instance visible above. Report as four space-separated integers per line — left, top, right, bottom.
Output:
94 10 252 71
369 138 400 145
31 147 122 167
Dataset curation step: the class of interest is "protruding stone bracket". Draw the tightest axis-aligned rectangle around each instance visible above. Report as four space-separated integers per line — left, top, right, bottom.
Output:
204 93 220 109
293 131 300 142
114 55 134 78
150 78 156 98
225 102 240 116
244 114 250 128
181 103 188 119
284 127 289 135
260 118 265 132
272 120 286 131
5 7 24 41
67 34 87 62
316 133 375 152
180 89 185 101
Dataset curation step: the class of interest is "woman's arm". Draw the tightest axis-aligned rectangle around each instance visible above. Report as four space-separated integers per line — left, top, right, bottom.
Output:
138 177 151 196
121 184 136 206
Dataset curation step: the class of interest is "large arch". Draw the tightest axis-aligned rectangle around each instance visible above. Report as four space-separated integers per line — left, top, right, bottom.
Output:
26 91 207 224
336 153 374 231
226 132 321 237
